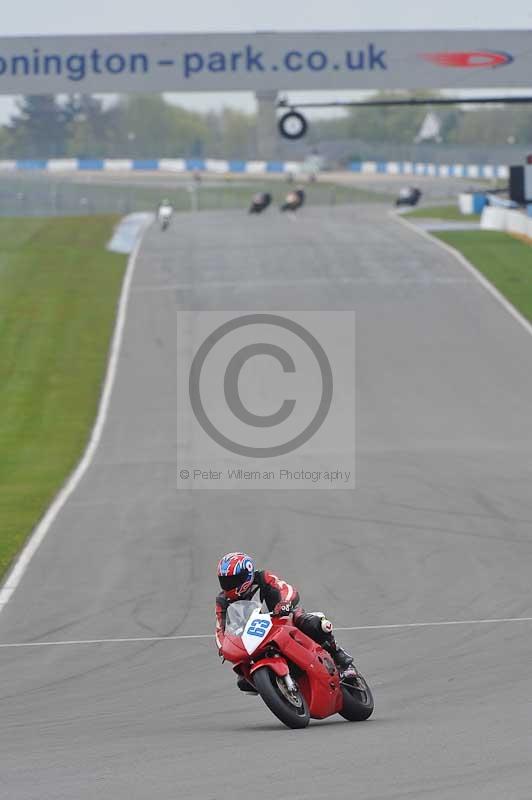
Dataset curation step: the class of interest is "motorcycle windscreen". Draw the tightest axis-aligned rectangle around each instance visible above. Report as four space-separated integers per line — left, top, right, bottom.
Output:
225 600 261 637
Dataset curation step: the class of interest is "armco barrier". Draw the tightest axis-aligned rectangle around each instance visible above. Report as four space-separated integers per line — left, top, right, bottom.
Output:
481 206 532 238
0 158 511 177
458 192 487 215
350 161 509 179
0 158 300 174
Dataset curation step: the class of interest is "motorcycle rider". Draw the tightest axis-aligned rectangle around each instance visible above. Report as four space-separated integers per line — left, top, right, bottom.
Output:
216 552 357 693
156 198 173 227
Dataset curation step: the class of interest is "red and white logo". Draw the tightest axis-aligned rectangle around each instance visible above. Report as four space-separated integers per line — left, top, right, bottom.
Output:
421 51 513 69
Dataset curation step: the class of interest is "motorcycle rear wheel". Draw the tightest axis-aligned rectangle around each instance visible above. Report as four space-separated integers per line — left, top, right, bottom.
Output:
339 673 374 721
253 667 310 729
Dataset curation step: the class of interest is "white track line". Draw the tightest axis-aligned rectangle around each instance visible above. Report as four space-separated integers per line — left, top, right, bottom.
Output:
336 615 532 632
0 634 213 648
0 220 152 615
392 210 532 340
2 615 532 649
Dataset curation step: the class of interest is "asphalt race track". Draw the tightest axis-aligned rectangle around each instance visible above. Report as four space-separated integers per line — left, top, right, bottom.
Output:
2 205 532 799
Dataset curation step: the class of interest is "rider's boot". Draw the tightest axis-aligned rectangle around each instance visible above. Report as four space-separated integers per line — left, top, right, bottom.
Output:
293 610 359 680
236 676 258 695
324 638 358 680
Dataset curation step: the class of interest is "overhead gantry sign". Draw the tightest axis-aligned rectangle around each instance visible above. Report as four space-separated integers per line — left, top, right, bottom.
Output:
0 30 531 94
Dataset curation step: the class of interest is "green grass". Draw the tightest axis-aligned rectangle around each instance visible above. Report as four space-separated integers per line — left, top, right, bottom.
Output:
434 230 532 323
0 215 127 579
405 205 481 221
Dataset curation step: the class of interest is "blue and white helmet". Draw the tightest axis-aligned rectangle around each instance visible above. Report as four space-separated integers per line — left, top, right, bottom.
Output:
217 552 255 600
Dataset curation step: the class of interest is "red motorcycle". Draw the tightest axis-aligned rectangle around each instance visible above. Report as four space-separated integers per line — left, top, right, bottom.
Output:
221 600 374 729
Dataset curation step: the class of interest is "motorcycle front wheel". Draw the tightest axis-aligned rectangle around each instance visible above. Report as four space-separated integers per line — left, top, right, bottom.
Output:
339 673 374 721
252 667 310 729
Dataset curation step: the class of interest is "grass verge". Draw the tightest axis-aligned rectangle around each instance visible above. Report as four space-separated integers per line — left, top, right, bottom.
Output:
405 205 480 221
0 174 393 217
434 229 532 323
0 215 127 580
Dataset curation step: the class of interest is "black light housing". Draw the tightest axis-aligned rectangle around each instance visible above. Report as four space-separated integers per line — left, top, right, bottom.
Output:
278 110 308 140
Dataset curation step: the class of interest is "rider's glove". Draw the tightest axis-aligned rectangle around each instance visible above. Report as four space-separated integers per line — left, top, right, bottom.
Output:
273 601 292 617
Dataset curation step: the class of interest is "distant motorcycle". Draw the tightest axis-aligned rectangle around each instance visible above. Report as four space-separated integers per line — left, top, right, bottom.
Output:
395 187 422 207
249 192 272 214
157 203 173 231
281 189 305 212
221 600 374 729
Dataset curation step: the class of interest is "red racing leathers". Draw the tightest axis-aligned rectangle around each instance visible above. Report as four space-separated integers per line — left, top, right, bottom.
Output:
215 570 299 651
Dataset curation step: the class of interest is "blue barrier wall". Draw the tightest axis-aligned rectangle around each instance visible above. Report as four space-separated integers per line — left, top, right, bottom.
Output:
0 158 510 178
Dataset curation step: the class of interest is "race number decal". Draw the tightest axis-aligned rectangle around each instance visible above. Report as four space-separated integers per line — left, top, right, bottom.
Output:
247 619 270 638
242 612 273 654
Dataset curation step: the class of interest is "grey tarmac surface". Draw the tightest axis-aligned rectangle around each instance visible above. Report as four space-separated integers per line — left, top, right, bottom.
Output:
1 205 532 799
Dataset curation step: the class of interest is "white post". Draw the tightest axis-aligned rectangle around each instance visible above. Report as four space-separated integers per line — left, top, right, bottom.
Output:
255 90 280 161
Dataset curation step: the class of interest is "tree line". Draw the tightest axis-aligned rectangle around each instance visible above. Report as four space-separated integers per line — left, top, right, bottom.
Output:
310 93 532 147
0 94 257 160
1 92 531 160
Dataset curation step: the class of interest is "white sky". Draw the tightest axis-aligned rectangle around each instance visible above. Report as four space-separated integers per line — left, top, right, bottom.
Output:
3 0 532 35
1 0 531 122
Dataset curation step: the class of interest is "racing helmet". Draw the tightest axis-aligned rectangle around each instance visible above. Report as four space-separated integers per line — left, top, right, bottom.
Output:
217 552 255 601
